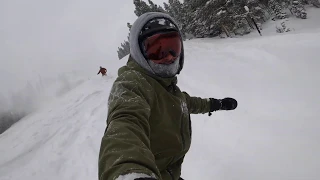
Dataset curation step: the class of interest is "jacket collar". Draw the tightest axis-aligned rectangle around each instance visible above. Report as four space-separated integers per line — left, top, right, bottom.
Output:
119 56 178 88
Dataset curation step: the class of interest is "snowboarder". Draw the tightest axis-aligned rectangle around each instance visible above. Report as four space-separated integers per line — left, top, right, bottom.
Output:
98 12 238 180
97 66 107 76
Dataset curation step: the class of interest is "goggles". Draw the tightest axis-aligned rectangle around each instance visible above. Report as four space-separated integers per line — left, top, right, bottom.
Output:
142 31 182 64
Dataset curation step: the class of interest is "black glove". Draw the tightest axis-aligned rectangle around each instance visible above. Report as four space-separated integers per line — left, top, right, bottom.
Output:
209 97 237 116
220 97 237 110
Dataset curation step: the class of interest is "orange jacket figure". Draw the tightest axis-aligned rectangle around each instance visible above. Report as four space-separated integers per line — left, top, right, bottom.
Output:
97 66 107 76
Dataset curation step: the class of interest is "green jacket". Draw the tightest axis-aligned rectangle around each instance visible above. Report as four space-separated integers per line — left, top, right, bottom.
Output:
99 58 211 180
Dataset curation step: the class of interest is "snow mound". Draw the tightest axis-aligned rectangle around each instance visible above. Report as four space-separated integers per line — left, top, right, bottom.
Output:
0 76 114 180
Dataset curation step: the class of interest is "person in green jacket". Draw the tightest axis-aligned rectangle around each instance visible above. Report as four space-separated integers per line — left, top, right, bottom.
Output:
98 12 238 180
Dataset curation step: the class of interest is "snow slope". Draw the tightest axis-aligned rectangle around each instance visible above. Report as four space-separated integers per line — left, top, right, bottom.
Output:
0 76 115 180
1 8 320 180
182 33 320 180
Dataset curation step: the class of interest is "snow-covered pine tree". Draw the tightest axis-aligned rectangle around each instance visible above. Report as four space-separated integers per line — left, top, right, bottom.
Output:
164 0 185 27
189 0 233 38
182 0 213 38
164 0 190 39
133 0 165 16
268 0 288 19
290 0 307 19
310 0 320 7
228 0 253 36
276 21 291 33
184 0 209 11
147 0 166 12
235 0 267 36
117 38 130 60
300 0 320 7
117 22 132 60
133 0 151 16
246 0 267 22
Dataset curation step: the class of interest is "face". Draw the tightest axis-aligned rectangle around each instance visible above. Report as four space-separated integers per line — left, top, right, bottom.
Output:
143 31 182 65
147 55 180 78
129 13 184 78
141 30 182 78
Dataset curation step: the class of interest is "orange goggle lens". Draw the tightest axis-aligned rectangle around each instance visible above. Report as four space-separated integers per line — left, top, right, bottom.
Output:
143 31 181 64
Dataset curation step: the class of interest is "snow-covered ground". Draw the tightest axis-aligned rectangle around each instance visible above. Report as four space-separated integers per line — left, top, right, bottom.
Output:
1 6 320 180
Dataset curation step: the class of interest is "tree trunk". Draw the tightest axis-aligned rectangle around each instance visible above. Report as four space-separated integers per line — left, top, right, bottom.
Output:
251 17 262 36
246 17 255 29
221 25 230 38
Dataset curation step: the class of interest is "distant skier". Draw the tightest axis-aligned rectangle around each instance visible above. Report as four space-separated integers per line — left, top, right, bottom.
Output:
98 12 238 180
97 66 107 76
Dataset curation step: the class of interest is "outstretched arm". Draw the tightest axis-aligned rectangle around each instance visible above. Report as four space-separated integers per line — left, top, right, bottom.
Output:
182 92 211 114
99 73 159 180
183 92 237 115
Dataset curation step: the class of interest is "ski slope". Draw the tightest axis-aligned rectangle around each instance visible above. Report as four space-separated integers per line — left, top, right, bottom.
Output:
0 77 114 180
1 11 320 180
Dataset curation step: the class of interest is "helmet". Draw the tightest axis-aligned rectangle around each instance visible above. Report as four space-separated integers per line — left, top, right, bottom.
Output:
129 12 184 78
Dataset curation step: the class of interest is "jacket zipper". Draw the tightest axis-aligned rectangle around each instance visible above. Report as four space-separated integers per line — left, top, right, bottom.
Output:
168 82 185 150
180 117 185 150
167 169 174 180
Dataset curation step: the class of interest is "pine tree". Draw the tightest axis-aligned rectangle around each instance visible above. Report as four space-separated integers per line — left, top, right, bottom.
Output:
164 0 190 38
290 0 307 19
310 0 320 7
133 0 151 16
117 37 130 60
246 0 267 22
147 0 165 12
300 0 320 7
133 0 165 16
181 0 269 37
268 0 288 19
181 0 209 37
184 0 209 10
187 0 226 37
228 0 251 36
276 21 291 33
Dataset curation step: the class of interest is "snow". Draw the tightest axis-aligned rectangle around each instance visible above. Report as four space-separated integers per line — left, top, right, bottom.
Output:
0 0 135 120
217 10 226 16
0 77 114 180
182 33 320 180
244 6 250 12
115 173 156 180
1 6 320 180
257 6 320 36
206 0 214 6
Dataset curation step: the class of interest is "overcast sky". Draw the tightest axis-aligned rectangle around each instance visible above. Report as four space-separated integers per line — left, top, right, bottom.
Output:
0 0 165 94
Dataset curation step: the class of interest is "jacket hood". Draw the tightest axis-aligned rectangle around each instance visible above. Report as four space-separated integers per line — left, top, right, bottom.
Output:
129 12 184 77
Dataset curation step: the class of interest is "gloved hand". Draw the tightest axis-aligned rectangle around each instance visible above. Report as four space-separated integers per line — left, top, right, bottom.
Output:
220 97 238 110
209 97 237 116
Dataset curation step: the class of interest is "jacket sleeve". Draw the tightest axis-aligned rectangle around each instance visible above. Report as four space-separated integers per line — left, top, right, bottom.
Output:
182 92 211 114
98 71 159 180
